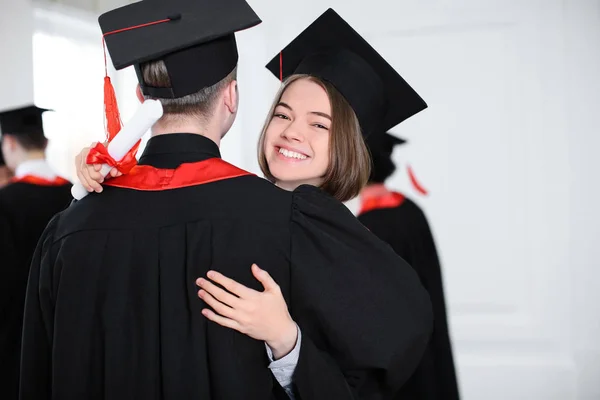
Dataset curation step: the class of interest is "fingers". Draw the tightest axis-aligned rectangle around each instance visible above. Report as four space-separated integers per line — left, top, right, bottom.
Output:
198 289 237 319
87 167 105 185
201 308 243 332
206 270 255 299
196 278 243 309
74 150 91 192
75 145 104 193
79 164 104 193
109 168 122 177
77 152 101 192
251 264 280 292
74 153 89 192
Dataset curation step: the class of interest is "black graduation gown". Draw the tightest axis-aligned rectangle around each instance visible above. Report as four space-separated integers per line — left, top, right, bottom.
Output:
0 179 72 400
358 195 460 400
20 134 433 400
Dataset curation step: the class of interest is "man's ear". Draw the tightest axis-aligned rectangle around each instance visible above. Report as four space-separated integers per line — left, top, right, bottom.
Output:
135 84 145 103
2 135 18 152
223 80 238 114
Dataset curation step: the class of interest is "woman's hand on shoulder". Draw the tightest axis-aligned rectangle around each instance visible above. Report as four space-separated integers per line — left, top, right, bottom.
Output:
74 142 122 193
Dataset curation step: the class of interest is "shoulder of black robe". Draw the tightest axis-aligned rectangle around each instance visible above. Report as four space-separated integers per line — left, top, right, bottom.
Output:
0 183 72 304
358 198 460 400
0 183 72 262
289 185 433 400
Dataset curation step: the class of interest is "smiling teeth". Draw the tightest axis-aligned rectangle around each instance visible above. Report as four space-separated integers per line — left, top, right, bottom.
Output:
279 148 307 160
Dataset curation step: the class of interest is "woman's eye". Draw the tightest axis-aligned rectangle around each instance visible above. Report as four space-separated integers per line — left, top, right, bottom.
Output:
273 113 290 120
313 123 329 130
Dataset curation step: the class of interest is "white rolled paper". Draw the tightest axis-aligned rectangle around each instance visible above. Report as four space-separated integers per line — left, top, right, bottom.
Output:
71 99 164 200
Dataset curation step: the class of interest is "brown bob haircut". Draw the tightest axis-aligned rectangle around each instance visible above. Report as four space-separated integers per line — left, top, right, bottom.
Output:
257 74 371 202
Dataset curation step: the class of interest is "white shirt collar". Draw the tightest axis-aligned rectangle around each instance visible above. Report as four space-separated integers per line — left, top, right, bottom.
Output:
15 159 57 180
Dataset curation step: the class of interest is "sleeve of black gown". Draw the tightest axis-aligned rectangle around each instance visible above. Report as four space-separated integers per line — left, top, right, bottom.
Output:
19 214 60 400
288 185 433 400
407 208 460 399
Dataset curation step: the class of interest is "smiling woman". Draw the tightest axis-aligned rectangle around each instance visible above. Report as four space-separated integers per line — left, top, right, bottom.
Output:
257 74 370 202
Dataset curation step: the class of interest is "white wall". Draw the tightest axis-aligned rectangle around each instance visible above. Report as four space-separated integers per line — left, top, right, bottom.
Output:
564 1 600 398
0 0 34 110
33 3 107 180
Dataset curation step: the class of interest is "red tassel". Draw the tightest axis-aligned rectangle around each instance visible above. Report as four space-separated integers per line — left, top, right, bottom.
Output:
103 76 122 141
279 51 283 82
407 165 429 196
100 38 140 168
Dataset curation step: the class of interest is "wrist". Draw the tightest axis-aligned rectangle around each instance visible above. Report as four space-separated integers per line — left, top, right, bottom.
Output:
267 320 298 360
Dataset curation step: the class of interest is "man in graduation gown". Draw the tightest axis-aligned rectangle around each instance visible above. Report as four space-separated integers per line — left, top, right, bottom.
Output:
20 3 432 399
0 105 72 400
358 133 460 400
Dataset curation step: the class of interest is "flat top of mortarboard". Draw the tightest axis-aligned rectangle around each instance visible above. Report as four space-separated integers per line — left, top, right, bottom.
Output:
99 0 262 70
0 105 51 135
265 8 427 136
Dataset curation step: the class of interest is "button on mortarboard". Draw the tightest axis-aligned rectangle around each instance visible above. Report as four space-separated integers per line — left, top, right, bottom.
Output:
266 8 427 138
99 0 262 99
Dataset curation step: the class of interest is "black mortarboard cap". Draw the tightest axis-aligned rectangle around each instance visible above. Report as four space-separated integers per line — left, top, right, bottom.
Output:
367 132 407 183
0 105 50 136
99 0 262 99
266 8 427 137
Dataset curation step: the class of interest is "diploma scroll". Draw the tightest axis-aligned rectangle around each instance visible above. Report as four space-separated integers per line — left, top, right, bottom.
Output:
71 99 164 200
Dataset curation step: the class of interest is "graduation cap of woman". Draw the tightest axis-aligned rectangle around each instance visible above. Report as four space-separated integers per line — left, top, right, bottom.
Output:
265 8 427 138
99 0 262 99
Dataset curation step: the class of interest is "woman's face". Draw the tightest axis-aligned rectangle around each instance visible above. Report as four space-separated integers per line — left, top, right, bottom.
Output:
263 78 331 191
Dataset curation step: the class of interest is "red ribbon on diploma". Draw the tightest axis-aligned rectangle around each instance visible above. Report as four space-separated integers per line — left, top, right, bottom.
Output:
86 142 140 175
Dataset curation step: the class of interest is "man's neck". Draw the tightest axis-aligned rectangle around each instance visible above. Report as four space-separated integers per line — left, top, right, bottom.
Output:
15 151 46 168
14 155 57 179
151 119 222 147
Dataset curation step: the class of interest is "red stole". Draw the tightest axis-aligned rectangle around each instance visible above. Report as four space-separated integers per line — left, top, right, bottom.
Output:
10 175 70 186
358 185 406 215
102 158 253 191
